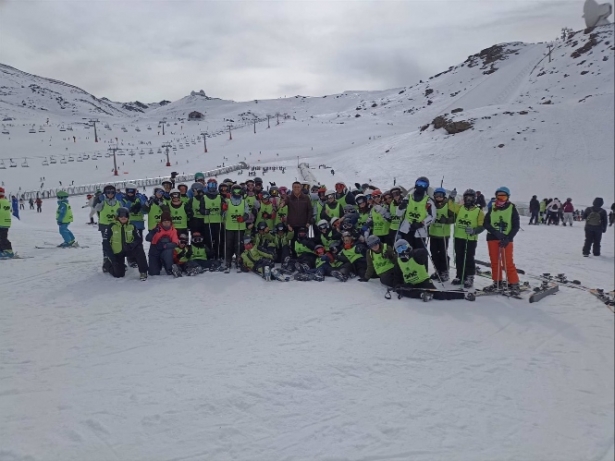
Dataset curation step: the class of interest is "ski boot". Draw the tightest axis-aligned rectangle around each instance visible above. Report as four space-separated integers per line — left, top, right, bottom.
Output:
263 266 272 281
129 260 138 268
451 277 462 285
171 264 182 278
295 261 310 273
421 291 434 302
271 268 291 282
331 270 348 282
482 282 500 293
139 272 148 281
294 273 310 281
508 283 521 297
0 250 15 260
281 256 293 272
309 272 325 282
430 272 440 280
463 275 474 288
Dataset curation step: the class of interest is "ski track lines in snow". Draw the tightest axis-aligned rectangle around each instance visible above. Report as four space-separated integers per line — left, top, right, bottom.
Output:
1 175 614 461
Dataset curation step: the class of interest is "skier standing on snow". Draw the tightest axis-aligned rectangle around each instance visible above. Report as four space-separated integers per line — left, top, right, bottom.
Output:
146 211 179 276
428 187 455 282
102 207 148 280
529 195 540 225
539 198 547 223
95 185 122 271
55 191 77 247
0 187 14 259
450 189 485 288
582 197 607 257
562 198 575 226
483 186 521 295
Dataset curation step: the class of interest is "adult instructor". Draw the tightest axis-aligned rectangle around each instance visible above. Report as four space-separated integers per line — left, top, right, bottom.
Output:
286 181 313 254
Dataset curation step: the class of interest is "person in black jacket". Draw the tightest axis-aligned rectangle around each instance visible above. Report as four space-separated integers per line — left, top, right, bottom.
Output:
582 197 608 257
609 203 615 227
475 191 487 210
529 195 540 225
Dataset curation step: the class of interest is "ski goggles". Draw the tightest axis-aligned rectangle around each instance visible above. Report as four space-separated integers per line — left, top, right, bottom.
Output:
170 192 181 199
105 190 116 196
154 189 164 195
318 222 330 231
496 193 509 199
125 188 137 194
415 180 429 189
365 194 372 201
372 193 382 200
395 243 410 254
192 236 204 243
178 239 188 245
315 247 325 255
391 189 401 196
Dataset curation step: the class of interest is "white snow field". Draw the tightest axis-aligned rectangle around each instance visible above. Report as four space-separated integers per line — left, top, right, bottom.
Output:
1 26 614 461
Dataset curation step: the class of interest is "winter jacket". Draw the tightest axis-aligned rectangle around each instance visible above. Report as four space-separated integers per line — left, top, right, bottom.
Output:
582 198 607 233
562 201 574 213
147 225 179 247
476 194 487 209
547 199 562 213
529 198 540 212
286 193 313 228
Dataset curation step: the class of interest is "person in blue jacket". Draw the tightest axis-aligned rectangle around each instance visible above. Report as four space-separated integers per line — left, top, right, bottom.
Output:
11 195 19 220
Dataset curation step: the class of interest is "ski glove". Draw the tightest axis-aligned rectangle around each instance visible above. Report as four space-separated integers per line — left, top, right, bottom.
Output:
398 198 409 210
320 255 329 262
361 225 370 233
130 203 141 213
499 238 510 248
465 227 475 235
409 221 424 232
449 188 457 199
202 209 211 216
236 216 244 223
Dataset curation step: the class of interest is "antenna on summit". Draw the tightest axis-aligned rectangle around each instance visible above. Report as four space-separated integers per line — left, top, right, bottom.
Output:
583 0 613 28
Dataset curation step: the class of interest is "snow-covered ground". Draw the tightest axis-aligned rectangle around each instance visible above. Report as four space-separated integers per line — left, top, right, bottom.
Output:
1 175 614 461
1 25 614 461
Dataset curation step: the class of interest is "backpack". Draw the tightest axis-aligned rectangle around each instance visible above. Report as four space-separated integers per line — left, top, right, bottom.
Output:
586 211 602 227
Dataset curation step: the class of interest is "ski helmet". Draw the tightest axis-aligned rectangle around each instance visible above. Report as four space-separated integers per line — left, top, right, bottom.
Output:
194 172 205 182
169 188 181 199
206 178 218 190
415 176 430 190
343 204 356 214
366 235 381 248
390 186 402 196
192 231 204 243
330 217 341 227
0 187 5 198
161 179 173 188
191 182 204 193
269 186 279 197
463 189 476 205
223 178 233 184
260 191 270 201
177 183 188 193
116 207 130 219
325 189 336 199
103 184 116 195
125 183 137 193
231 184 243 196
394 239 412 260
257 221 268 231
371 189 382 198
433 187 447 198
355 194 367 205
254 177 263 184
335 182 346 193
278 186 288 195
275 222 286 233
178 233 189 243
495 186 510 197
311 184 320 193
243 235 253 245
297 226 308 237
341 231 354 240
56 190 69 199
314 244 325 255
317 219 330 230
153 186 164 196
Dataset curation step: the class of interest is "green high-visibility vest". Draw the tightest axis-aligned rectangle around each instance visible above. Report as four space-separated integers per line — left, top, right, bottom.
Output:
371 209 390 236
56 202 73 224
147 203 163 230
294 240 312 256
429 204 451 238
190 197 207 220
454 206 480 241
404 195 429 224
246 195 257 210
389 202 401 231
490 205 514 235
100 201 121 226
225 200 246 231
174 247 190 264
0 198 11 227
341 246 362 263
398 257 430 285
324 202 342 220
370 244 395 275
190 245 208 260
204 196 222 224
275 205 288 226
257 202 275 230
357 211 369 228
169 203 188 229
109 222 135 254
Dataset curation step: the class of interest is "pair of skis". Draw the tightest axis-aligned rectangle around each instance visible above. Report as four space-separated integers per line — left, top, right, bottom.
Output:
35 241 89 250
475 266 557 302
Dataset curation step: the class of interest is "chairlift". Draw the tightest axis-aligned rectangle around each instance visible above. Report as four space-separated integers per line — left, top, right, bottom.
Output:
91 155 98 161
67 125 73 131
157 148 162 154
77 155 83 162
50 156 57 164
148 148 153 155
83 154 90 160
104 123 111 130
135 126 141 132
105 152 112 158
2 126 9 135
68 156 75 162
60 156 67 164
96 153 103 158
42 158 49 166
38 125 45 133
9 159 17 168
0 160 5 169
121 126 127 132
21 159 29 168
147 125 152 130
60 124 66 132
29 126 36 134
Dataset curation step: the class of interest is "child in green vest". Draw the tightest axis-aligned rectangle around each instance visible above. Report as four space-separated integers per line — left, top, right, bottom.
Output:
0 187 13 258
56 191 77 247
240 235 275 277
450 189 485 288
273 222 294 266
428 187 455 282
361 235 399 287
102 208 148 280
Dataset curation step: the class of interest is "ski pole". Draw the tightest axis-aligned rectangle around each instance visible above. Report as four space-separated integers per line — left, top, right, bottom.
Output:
236 229 240 269
496 245 503 291
460 237 469 288
207 222 215 260
421 237 446 289
502 246 509 291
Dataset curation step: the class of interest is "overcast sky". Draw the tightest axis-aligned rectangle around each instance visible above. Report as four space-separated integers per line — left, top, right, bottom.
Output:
0 0 590 102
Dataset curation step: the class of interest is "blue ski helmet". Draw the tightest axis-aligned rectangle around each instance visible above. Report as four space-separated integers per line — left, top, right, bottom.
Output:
495 186 510 197
433 187 447 196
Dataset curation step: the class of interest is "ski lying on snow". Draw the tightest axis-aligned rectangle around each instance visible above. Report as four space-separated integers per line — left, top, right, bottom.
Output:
35 245 89 250
529 281 559 303
385 287 473 301
0 253 34 260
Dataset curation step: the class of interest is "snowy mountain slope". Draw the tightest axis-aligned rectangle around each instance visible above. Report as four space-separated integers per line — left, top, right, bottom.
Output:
0 170 613 461
0 63 132 119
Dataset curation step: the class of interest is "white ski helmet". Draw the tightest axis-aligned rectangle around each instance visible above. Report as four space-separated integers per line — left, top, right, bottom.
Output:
325 189 336 197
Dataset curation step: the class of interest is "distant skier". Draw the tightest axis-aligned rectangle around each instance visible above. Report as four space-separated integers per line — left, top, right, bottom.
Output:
11 196 19 220
582 197 607 257
0 187 14 259
475 191 487 210
29 198 34 210
562 198 574 226
529 195 540 225
56 191 77 247
36 197 43 213
610 203 615 227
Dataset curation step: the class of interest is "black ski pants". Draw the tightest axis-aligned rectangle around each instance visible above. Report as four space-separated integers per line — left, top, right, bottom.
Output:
454 238 477 279
276 245 292 264
372 267 401 288
0 228 12 252
297 253 317 268
99 224 111 260
583 227 603 256
203 223 222 260
429 237 449 274
148 245 176 275
105 247 148 278
529 210 539 225
399 234 429 271
225 229 244 267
